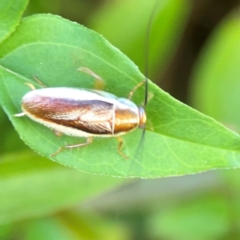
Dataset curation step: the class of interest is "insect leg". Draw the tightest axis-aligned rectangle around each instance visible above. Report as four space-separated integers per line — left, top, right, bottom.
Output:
78 67 105 90
32 76 46 88
116 136 128 159
128 80 145 100
24 82 36 90
53 130 63 137
51 137 93 157
23 76 46 91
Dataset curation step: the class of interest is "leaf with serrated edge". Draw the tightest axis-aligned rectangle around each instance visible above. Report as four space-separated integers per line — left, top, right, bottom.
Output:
1 14 240 178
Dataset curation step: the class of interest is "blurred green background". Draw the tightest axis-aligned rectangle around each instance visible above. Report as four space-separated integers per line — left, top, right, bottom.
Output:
1 0 240 239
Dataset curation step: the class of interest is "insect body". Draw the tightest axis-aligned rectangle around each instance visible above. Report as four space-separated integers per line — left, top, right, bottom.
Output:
15 84 146 158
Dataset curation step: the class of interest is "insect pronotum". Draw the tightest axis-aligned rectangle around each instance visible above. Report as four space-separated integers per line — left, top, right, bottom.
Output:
15 69 147 159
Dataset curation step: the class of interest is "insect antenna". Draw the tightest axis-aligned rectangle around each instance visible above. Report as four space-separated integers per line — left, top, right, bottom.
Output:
127 1 159 177
144 0 159 105
136 1 158 152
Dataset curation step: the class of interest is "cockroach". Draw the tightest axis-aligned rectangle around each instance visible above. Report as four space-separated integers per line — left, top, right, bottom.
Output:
15 70 147 159
15 1 158 159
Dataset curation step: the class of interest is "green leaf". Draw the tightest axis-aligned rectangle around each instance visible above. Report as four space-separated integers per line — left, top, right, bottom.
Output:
1 212 127 240
23 218 76 240
1 105 27 154
0 151 122 225
0 0 28 44
191 14 240 132
1 14 240 178
151 195 229 240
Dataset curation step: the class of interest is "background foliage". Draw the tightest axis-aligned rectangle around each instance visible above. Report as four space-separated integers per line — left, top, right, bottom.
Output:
1 0 240 239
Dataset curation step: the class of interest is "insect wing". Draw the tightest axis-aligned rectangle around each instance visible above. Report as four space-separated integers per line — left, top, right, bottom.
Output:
49 99 114 134
22 88 115 135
